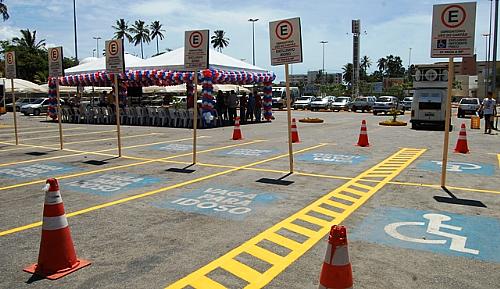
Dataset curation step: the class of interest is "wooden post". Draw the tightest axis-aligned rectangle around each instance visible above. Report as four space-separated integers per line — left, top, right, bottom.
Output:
11 78 18 145
285 63 294 173
441 57 454 187
56 79 64 150
114 76 122 157
192 73 198 164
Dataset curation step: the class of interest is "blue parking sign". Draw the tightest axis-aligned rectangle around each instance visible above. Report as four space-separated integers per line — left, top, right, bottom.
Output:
297 152 367 165
417 160 495 176
351 207 500 263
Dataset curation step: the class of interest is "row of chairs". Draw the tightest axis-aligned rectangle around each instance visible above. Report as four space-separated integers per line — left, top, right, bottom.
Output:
60 106 205 128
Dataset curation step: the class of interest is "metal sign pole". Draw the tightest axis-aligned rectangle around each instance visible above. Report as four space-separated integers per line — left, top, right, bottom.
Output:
2 78 5 109
192 72 198 164
285 63 294 173
56 79 64 150
11 79 18 145
441 57 454 187
114 76 122 157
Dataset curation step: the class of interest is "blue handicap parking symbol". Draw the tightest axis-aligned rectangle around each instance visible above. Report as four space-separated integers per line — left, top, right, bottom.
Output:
0 162 77 179
151 143 196 152
417 160 495 176
351 207 500 263
218 148 275 158
152 186 279 220
63 173 162 196
297 152 367 165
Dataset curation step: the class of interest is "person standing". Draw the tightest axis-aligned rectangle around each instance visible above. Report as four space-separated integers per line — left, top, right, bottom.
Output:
223 92 230 124
254 93 262 122
246 92 255 122
228 90 238 124
480 92 497 134
215 90 225 125
239 92 247 124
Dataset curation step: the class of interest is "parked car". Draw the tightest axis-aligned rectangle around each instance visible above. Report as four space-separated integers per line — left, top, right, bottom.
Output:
373 96 403 115
350 96 376 112
6 98 38 112
293 96 313 110
402 97 413 110
410 88 452 131
309 96 335 111
331 97 351 111
457 98 481 118
21 98 65 116
272 87 300 109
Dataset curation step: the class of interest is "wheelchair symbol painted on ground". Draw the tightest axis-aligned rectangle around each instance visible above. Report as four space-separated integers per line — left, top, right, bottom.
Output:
384 213 479 255
417 160 495 176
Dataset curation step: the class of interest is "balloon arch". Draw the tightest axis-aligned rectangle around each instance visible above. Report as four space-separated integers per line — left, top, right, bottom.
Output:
47 69 276 125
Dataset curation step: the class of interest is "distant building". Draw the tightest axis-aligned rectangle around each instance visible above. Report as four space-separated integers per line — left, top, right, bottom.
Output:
289 71 342 85
289 74 308 85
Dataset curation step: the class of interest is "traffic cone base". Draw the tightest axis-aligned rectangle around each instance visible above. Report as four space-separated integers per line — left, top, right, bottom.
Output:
24 259 90 280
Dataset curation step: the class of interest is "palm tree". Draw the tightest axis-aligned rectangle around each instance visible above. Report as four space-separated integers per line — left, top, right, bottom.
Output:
0 0 8 21
211 30 229 52
150 20 165 55
377 57 387 73
130 20 150 59
342 63 353 85
360 55 371 80
112 18 133 42
12 29 46 50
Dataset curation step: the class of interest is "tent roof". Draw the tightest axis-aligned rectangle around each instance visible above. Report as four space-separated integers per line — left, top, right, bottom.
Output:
138 47 269 73
1 78 47 93
65 54 145 75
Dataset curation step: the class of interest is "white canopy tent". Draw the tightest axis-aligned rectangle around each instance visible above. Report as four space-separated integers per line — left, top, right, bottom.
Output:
142 83 251 94
64 54 145 75
138 47 268 73
0 78 47 93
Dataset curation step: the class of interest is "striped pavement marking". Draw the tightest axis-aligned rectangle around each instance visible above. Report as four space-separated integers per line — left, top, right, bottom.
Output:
164 148 426 289
0 127 86 137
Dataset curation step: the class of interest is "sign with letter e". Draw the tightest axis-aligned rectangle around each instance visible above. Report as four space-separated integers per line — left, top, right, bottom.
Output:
105 38 125 74
4 51 16 79
48 46 64 78
269 17 303 66
184 30 209 71
431 2 476 58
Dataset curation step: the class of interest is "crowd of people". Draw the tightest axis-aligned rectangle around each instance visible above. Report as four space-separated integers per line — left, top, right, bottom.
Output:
215 90 263 125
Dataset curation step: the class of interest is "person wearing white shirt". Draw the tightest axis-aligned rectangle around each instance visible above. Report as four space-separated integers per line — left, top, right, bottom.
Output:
480 92 497 134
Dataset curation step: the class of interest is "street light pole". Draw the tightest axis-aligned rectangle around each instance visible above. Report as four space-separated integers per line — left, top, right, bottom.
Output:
483 33 490 96
93 36 102 58
320 41 328 85
248 18 259 66
73 0 78 60
493 0 499 103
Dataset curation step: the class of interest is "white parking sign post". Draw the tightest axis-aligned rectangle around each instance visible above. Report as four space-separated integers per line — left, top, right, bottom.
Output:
269 17 303 174
431 2 476 187
184 29 209 165
4 51 18 145
105 39 125 157
48 46 65 150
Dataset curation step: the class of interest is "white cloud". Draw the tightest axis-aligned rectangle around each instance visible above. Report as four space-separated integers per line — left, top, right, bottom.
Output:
0 25 19 41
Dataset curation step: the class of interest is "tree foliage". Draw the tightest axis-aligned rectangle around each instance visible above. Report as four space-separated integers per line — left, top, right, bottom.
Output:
0 0 8 21
211 30 229 52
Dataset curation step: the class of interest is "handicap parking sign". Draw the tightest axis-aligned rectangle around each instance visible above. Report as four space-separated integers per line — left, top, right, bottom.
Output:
418 160 495 176
351 207 500 263
219 148 275 157
151 143 195 152
297 152 367 165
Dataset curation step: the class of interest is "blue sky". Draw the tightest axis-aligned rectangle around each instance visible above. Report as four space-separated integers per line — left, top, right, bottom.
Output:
0 0 495 80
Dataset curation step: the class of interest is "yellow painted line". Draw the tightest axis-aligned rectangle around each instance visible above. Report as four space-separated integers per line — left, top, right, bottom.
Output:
0 144 325 237
498 154 500 168
386 181 500 195
0 127 86 137
0 140 266 192
164 148 426 289
17 129 117 141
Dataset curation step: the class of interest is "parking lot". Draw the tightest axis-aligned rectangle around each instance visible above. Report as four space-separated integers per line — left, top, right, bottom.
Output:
0 109 499 289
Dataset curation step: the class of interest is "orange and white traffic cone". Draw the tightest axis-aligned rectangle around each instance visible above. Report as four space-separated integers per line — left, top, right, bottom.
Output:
291 118 300 143
24 178 90 280
454 123 470 154
318 225 353 289
232 117 243 140
356 120 369 147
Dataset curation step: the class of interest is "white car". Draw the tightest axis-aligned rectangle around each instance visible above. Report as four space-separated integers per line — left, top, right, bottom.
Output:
402 97 413 110
373 96 403 115
293 96 313 110
21 98 65 116
331 97 351 111
309 96 335 111
457 98 481 118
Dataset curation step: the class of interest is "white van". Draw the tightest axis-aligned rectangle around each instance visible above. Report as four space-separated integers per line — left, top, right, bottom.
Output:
272 87 300 109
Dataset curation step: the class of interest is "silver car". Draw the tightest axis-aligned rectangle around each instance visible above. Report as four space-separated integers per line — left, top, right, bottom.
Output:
293 96 313 110
309 96 335 111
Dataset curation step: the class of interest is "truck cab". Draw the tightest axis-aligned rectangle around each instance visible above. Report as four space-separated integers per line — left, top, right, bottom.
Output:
272 87 299 109
410 65 452 131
